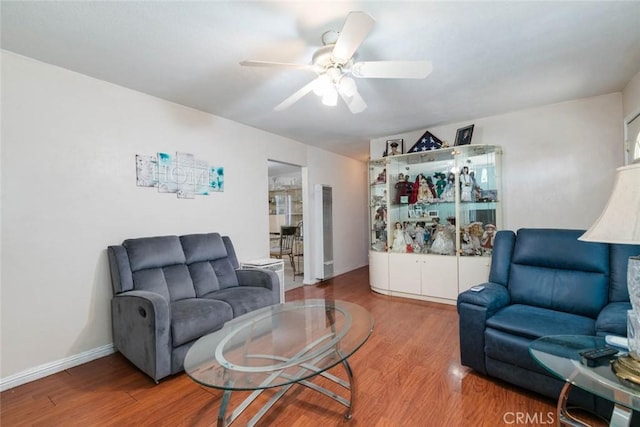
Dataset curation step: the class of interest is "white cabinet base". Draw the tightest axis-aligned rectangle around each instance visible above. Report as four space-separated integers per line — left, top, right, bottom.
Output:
369 251 491 305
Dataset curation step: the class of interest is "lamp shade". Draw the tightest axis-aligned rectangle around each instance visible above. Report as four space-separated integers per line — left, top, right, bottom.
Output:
579 163 640 244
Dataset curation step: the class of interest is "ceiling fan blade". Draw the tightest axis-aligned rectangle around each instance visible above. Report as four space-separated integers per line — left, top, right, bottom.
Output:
352 60 433 79
240 60 313 71
339 87 367 114
274 78 320 111
331 11 375 64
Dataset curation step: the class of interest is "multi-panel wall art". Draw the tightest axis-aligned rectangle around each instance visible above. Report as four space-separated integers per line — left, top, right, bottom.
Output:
136 152 224 199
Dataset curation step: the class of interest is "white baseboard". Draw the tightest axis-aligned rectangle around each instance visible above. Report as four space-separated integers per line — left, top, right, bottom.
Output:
0 343 115 392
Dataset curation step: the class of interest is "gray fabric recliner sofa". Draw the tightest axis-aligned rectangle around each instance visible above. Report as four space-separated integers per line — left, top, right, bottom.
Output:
107 232 280 382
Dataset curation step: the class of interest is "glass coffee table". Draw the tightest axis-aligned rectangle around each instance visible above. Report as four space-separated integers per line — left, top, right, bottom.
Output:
184 299 374 427
530 335 639 426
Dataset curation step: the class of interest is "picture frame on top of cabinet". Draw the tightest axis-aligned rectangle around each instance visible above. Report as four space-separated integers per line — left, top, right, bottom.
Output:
454 124 475 146
385 139 404 156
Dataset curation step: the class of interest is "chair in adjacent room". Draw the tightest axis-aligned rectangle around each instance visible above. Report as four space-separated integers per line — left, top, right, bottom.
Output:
270 225 297 276
294 221 303 277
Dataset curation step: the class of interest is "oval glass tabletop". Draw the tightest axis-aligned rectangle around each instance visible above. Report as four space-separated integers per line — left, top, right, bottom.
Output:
184 299 374 391
529 335 640 410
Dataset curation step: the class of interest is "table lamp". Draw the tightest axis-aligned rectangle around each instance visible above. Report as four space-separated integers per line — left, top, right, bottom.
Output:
579 162 640 378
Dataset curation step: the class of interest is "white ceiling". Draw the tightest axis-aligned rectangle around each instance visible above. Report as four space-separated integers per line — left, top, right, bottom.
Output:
2 1 639 161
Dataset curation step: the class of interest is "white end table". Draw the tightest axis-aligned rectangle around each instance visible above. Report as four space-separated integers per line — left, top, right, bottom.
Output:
241 258 285 303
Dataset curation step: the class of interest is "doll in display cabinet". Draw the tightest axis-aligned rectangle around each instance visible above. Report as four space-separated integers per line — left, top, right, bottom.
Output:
429 217 440 237
459 166 473 202
481 224 497 252
403 221 416 253
394 173 413 204
373 207 387 240
414 222 428 253
411 174 436 204
403 221 416 240
441 173 456 202
434 172 447 198
468 222 484 255
460 226 475 256
391 221 409 253
430 223 455 255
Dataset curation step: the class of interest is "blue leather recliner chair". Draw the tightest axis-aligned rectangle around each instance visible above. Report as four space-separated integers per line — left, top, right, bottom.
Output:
457 228 640 418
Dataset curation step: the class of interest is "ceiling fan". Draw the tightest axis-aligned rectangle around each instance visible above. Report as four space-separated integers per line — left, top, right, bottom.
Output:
240 11 433 114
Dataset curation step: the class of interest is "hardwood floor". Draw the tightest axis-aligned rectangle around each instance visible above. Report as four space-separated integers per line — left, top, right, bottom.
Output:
1 267 600 426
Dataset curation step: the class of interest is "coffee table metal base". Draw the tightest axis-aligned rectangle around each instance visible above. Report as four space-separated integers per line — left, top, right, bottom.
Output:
557 382 633 427
216 357 355 427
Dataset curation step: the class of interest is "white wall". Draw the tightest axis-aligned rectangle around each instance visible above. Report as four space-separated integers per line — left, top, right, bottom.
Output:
371 92 624 231
623 71 640 118
0 51 368 386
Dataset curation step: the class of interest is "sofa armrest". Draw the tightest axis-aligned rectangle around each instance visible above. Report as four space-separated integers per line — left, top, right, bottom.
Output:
457 282 510 313
111 290 171 382
457 282 510 374
596 301 632 337
236 268 280 303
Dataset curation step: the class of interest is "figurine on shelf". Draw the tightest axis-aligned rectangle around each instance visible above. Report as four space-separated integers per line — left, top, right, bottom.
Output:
371 239 386 252
411 174 436 203
468 222 484 255
446 216 456 232
434 172 447 198
374 207 387 241
469 171 483 201
460 226 475 255
394 173 412 204
404 221 416 239
414 222 428 253
481 224 497 252
430 224 455 255
441 173 456 202
460 166 473 202
391 221 409 253
429 216 440 238
375 168 387 184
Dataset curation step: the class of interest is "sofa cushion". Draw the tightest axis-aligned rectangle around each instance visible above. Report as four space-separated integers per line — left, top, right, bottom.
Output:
211 258 239 289
188 261 222 296
171 298 233 347
132 264 195 302
204 286 276 317
485 308 598 376
486 304 596 339
124 236 185 271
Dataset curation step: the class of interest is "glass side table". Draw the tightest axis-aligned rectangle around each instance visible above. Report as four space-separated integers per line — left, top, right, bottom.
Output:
529 335 638 426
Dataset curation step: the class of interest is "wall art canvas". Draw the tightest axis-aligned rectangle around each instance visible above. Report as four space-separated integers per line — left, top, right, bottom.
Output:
136 151 224 198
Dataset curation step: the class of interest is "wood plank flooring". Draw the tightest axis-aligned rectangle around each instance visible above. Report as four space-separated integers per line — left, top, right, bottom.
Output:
1 267 603 426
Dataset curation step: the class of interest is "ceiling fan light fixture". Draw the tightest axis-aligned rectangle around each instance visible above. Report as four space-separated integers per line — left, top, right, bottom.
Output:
338 76 357 97
322 86 338 106
313 74 331 96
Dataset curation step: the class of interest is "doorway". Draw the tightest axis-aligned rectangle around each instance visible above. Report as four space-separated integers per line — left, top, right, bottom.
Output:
268 160 304 291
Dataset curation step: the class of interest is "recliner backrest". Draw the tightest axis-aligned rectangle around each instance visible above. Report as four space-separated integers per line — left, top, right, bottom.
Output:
123 235 195 302
108 233 243 300
180 233 239 297
508 228 610 318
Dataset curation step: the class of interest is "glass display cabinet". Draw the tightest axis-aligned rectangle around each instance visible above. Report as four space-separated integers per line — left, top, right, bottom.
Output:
368 145 503 303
